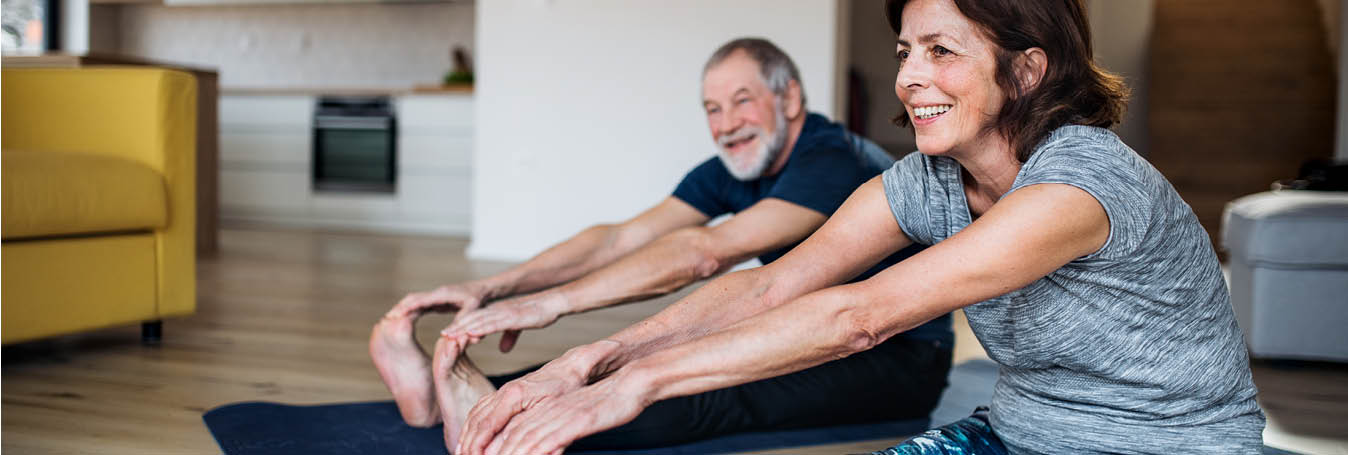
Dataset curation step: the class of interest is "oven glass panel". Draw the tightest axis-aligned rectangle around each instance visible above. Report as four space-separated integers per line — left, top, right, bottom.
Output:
316 128 393 184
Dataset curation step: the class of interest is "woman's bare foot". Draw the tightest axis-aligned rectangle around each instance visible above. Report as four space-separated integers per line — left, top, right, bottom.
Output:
433 336 497 453
369 315 441 428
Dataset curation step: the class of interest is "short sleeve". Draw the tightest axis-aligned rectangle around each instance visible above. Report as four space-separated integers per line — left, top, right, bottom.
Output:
672 157 734 218
1008 131 1152 257
767 144 873 216
881 152 940 245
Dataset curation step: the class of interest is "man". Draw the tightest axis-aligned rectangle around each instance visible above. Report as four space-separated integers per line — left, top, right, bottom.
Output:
370 37 953 452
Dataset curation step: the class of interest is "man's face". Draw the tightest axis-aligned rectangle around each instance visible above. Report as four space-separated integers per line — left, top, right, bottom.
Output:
702 51 789 181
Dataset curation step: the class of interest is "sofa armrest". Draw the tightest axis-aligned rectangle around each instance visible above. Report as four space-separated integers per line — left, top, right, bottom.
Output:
2 67 197 318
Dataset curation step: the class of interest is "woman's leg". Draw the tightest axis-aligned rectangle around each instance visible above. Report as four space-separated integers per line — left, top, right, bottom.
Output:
863 408 1007 455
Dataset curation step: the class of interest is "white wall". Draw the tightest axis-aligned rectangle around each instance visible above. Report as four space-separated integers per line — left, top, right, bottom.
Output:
469 0 841 261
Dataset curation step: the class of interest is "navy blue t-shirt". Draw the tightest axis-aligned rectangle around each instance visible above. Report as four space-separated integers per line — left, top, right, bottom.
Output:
673 113 952 344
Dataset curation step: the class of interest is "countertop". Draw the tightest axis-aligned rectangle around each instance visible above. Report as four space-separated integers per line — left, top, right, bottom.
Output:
221 84 473 97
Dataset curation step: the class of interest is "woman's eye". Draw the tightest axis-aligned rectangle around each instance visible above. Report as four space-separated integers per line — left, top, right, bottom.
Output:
895 49 910 62
933 46 953 57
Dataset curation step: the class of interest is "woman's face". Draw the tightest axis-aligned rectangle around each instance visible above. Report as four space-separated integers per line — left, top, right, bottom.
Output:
894 0 1006 157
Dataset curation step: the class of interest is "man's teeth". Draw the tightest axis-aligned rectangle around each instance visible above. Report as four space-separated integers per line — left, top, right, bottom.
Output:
914 105 952 119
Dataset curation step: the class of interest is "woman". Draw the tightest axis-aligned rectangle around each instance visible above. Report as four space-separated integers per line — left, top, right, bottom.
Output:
452 0 1266 453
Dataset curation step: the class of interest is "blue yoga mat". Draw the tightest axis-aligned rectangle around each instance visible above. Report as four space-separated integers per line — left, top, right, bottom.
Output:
202 359 1299 454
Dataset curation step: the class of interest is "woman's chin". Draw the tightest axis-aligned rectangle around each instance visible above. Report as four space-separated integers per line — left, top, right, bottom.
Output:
914 139 952 156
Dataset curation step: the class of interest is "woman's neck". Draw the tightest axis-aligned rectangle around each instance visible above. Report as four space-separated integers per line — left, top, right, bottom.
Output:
950 136 1022 214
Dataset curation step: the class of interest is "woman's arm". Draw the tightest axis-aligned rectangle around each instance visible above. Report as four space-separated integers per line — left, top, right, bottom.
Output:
472 182 1110 455
633 182 1109 402
592 177 915 375
455 177 911 455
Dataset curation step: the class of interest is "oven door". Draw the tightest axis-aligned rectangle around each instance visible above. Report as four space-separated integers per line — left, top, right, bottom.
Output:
313 115 397 192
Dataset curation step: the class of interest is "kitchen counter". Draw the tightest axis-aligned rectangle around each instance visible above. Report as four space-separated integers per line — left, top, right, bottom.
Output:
221 84 472 96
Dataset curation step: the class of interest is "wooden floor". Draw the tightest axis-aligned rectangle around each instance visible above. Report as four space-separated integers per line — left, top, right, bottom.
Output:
3 227 1346 454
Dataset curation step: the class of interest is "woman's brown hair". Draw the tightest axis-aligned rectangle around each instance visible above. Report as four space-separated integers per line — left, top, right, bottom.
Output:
886 0 1128 162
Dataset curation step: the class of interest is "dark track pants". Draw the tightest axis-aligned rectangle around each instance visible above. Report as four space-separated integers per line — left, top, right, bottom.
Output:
487 336 952 451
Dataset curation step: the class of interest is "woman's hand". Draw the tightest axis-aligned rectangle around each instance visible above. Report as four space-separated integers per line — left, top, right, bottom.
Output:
441 291 569 352
386 283 488 320
455 340 620 455
480 370 652 455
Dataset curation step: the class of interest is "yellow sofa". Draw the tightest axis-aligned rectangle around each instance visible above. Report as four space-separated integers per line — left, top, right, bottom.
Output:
2 67 197 344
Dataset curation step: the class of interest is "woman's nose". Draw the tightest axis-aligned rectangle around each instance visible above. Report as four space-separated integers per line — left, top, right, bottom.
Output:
895 59 931 95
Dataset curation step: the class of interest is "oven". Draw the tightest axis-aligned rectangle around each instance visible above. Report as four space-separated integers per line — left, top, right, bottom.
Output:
312 96 397 192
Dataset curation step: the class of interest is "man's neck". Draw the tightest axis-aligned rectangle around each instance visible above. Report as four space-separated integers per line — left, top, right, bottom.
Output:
763 112 808 177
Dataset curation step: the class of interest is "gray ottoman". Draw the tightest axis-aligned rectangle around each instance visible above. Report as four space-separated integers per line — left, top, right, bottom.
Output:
1222 191 1348 362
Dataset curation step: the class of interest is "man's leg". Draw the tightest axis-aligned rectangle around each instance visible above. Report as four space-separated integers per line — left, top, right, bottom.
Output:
569 336 952 450
431 336 498 452
369 314 441 427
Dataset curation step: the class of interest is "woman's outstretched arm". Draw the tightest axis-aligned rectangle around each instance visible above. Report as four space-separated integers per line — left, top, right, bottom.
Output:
471 181 1109 455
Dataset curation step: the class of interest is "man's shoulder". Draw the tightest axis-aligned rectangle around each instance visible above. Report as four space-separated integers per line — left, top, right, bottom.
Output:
683 154 732 181
789 114 892 176
795 112 852 154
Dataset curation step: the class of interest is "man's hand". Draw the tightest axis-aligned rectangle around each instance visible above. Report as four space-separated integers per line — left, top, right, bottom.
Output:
455 341 620 455
480 371 651 455
440 291 568 353
386 284 487 320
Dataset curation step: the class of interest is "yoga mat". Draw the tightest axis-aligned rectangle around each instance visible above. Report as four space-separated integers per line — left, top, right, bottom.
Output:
202 360 1299 454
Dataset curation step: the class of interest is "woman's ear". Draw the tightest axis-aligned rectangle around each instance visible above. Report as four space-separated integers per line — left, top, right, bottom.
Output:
784 80 804 119
1017 47 1048 93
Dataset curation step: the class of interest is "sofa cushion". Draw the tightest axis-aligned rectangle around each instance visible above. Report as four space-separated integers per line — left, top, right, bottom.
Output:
3 149 168 240
1221 190 1348 267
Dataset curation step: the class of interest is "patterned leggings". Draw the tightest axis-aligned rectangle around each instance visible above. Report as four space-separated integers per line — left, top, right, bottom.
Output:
866 408 1007 455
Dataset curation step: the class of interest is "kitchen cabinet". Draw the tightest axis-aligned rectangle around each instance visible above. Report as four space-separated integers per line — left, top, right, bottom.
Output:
219 92 472 235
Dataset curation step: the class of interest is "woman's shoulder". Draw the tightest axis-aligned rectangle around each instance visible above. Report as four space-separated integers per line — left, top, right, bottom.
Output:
1018 125 1151 187
1028 125 1135 165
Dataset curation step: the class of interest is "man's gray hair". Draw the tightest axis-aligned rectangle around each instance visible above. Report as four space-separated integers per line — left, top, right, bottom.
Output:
703 37 807 107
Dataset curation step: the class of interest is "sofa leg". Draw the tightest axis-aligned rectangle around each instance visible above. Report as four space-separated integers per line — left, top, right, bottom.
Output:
142 321 163 345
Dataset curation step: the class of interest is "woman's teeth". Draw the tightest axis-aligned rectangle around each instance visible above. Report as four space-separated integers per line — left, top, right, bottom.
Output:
914 105 952 119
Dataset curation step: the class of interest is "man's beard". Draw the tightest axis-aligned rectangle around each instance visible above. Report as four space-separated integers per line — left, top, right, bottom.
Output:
716 105 789 181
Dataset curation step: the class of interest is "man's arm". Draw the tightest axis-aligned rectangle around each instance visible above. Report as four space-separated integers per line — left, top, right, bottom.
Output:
470 182 1112 455
454 178 913 455
590 179 910 371
441 197 829 343
391 197 706 317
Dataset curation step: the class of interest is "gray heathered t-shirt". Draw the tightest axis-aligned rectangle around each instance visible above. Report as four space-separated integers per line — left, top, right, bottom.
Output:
882 125 1265 454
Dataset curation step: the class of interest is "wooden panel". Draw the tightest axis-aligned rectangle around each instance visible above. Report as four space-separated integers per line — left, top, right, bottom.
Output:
197 72 220 255
1147 0 1336 247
